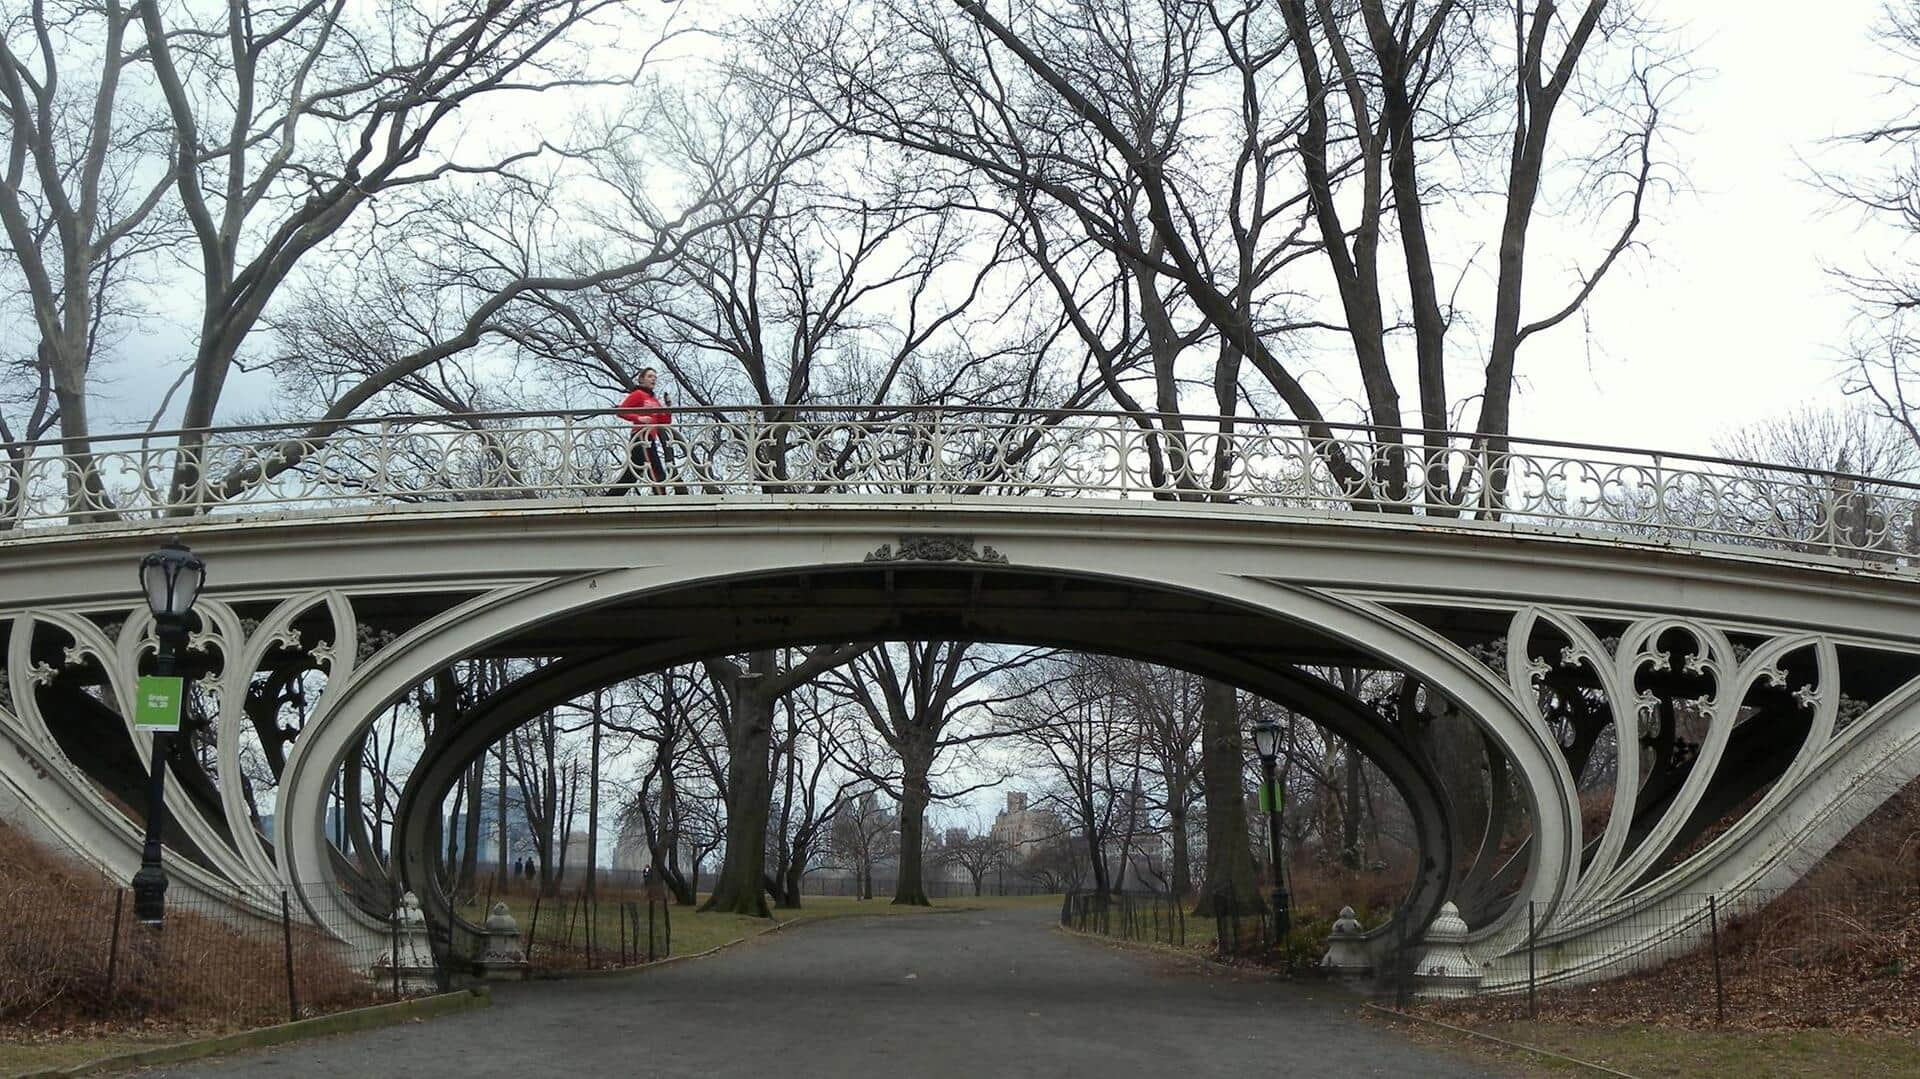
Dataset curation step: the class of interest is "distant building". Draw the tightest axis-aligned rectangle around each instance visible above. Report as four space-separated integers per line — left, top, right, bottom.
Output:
991 791 1061 854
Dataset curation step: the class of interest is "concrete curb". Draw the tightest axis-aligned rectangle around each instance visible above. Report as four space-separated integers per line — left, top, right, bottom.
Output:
1362 1003 1637 1078
8 988 491 1079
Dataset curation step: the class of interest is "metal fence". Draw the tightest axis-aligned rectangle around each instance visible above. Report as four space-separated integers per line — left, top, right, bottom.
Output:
516 890 673 971
1061 890 1278 957
1500 882 1917 1026
1065 879 1915 1029
1060 890 1189 947
8 407 1920 569
2 877 416 1026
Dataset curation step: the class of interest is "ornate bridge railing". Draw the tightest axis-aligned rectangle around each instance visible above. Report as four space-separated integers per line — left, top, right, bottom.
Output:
2 407 1915 566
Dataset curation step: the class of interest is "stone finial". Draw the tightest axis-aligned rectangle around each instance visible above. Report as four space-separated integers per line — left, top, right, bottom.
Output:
482 901 520 934
475 900 529 981
1413 901 1482 999
374 891 438 992
1321 905 1372 978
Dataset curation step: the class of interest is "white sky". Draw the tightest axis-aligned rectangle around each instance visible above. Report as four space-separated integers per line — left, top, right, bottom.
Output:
1506 0 1894 454
86 1 1900 462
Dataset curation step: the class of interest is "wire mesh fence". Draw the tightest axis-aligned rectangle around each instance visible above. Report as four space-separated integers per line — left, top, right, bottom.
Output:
1060 890 1189 947
1501 882 1920 1026
1060 880 1916 1028
514 890 673 971
2 876 418 1027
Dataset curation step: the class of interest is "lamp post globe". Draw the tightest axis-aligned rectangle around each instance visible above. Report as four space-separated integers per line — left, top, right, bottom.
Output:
131 539 206 925
1251 717 1281 763
140 539 206 622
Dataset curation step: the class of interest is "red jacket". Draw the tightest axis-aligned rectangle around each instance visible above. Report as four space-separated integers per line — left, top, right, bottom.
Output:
617 387 671 428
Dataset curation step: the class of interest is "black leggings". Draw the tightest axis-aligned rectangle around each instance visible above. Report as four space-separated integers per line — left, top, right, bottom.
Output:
611 433 669 494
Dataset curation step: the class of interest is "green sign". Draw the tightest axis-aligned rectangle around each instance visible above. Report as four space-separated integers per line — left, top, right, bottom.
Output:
134 675 183 732
1258 779 1279 813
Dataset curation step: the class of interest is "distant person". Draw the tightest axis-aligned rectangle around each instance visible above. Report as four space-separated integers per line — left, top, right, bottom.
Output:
610 368 673 495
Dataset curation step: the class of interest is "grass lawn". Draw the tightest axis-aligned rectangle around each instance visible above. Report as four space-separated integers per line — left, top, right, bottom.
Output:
0 1031 180 1074
450 891 1062 966
1384 1016 1920 1078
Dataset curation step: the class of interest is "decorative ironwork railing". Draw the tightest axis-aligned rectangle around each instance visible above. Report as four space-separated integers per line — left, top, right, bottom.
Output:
2 407 1916 566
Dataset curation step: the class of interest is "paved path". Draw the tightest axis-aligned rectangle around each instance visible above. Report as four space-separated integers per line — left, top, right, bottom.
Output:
161 904 1506 1078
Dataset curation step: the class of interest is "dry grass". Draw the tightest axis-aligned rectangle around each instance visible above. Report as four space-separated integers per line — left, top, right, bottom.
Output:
1425 776 1920 1032
0 821 380 1034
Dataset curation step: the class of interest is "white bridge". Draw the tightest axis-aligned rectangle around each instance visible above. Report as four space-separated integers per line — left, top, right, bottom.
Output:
4 407 1919 992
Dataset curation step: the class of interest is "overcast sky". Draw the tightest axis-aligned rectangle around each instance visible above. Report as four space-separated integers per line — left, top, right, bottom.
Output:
85 2 1905 462
1508 0 1896 456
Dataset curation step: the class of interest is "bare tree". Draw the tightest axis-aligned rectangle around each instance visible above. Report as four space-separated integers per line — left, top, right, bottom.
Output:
0 0 178 512
1829 5 1920 451
935 817 1013 897
1104 659 1205 897
765 681 866 907
829 787 898 900
701 645 872 917
822 642 1046 905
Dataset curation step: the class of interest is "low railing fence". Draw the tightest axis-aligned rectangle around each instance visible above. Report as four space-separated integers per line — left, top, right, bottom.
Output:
1060 890 1189 948
2 877 423 1027
1063 879 1914 1028
6 407 1919 568
468 888 673 973
1495 881 1916 1027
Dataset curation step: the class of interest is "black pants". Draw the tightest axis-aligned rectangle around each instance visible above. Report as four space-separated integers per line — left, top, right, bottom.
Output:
611 433 669 495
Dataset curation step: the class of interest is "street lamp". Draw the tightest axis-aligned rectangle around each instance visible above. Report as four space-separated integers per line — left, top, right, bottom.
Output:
1250 716 1291 959
131 539 206 926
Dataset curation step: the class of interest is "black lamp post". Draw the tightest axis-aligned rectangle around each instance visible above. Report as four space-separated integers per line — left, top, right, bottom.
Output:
1250 716 1291 957
131 539 206 926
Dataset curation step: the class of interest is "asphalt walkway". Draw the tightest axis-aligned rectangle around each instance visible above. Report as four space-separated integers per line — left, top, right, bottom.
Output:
160 902 1508 1077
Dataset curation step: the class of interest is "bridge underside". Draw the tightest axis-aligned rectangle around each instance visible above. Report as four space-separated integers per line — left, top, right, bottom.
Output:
5 502 1920 992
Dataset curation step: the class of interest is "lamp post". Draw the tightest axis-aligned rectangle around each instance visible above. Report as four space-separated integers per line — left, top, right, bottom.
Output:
1250 716 1290 961
131 539 206 926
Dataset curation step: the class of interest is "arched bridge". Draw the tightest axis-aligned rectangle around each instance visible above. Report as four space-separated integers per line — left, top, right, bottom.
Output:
3 407 1919 994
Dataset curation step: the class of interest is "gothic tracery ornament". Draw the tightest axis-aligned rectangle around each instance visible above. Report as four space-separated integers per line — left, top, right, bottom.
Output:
865 535 1010 565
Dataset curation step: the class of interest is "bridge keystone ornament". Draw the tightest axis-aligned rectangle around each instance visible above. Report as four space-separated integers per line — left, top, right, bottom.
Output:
865 535 1009 565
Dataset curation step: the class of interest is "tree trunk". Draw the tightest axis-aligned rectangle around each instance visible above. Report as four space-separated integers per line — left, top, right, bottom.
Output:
343 731 383 875
703 656 777 917
1193 680 1260 921
655 764 695 904
457 757 482 902
1083 815 1111 896
782 857 804 909
443 775 462 892
1342 748 1364 870
586 700 601 900
494 745 509 892
892 761 932 906
1169 797 1192 899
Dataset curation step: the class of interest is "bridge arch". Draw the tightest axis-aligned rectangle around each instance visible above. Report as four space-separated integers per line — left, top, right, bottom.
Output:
7 490 1920 989
385 581 1471 963
275 539 1576 958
